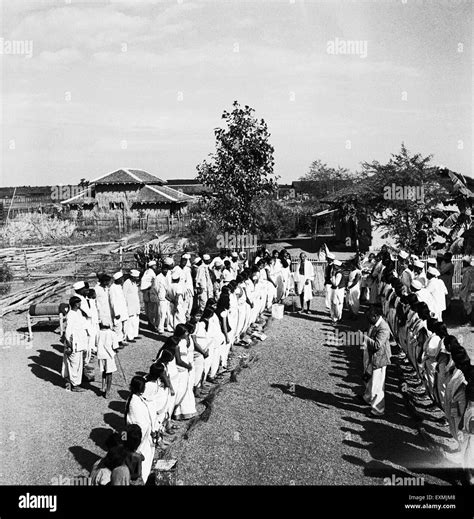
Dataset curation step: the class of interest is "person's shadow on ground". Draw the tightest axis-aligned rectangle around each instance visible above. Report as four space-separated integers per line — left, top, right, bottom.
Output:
28 347 64 388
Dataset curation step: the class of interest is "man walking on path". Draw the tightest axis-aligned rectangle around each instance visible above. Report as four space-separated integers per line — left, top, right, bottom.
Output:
140 260 157 330
109 271 129 346
123 270 141 342
359 306 391 417
295 252 314 314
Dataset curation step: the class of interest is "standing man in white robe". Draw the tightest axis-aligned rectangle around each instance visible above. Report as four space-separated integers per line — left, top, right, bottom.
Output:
123 270 141 342
196 254 213 312
140 260 157 330
62 296 88 392
167 266 187 329
426 267 448 321
154 261 172 333
295 252 314 314
413 260 428 288
109 271 129 346
410 279 436 316
73 281 94 363
95 274 113 328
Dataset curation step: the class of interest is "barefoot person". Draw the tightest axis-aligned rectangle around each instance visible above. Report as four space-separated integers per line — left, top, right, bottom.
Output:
123 270 141 342
62 296 88 392
295 252 314 314
329 260 344 324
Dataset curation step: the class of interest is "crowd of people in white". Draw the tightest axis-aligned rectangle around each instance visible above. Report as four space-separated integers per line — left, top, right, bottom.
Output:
61 246 318 485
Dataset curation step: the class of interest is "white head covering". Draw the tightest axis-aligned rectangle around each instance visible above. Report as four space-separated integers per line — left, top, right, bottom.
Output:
213 258 224 268
327 252 335 260
426 257 437 265
231 252 238 258
113 271 123 281
222 269 233 282
333 259 342 266
130 269 140 277
203 254 211 261
398 250 409 260
163 257 174 267
410 279 422 290
411 254 419 261
73 281 85 290
148 260 157 267
462 255 472 263
193 256 202 265
182 253 191 260
427 267 440 277
413 260 424 269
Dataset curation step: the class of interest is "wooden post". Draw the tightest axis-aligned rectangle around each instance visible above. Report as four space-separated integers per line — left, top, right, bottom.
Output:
119 246 123 269
24 250 30 279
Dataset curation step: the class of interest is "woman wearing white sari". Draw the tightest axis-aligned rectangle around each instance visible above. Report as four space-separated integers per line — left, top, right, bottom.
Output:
234 277 247 342
173 324 197 420
207 304 225 381
277 250 291 302
194 316 212 387
125 376 155 484
329 260 344 324
143 363 171 437
346 261 362 318
155 337 180 431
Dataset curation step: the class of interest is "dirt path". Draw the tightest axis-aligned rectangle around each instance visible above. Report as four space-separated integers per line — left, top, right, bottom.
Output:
170 296 462 485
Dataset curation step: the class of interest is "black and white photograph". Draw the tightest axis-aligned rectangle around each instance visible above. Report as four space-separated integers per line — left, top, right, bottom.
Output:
0 0 473 515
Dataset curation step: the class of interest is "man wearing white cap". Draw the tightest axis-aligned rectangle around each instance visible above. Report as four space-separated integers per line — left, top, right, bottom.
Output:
238 251 249 273
460 256 474 324
211 257 224 299
426 267 447 320
167 266 187 329
196 254 213 312
109 272 129 345
413 260 427 288
73 281 94 362
140 260 157 329
410 279 436 316
123 270 141 342
154 259 173 333
324 252 335 310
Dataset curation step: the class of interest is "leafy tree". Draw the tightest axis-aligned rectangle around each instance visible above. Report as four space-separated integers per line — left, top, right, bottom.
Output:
197 101 278 234
356 144 450 253
299 159 351 199
254 199 298 241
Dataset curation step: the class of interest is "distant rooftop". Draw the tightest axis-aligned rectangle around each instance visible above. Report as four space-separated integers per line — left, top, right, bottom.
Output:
93 168 166 185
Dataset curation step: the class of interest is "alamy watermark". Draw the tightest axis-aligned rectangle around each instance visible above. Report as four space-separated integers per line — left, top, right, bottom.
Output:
383 474 425 486
216 232 257 250
51 184 93 202
0 38 33 58
383 183 425 203
327 37 368 59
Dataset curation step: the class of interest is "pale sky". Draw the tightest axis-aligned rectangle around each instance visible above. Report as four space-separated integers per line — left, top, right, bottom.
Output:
0 0 472 187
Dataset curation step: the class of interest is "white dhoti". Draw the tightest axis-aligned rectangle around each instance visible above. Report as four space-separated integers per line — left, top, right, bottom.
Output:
125 314 140 341
330 287 344 322
157 300 171 333
174 368 197 420
347 284 361 315
325 284 331 309
364 366 386 416
61 350 84 387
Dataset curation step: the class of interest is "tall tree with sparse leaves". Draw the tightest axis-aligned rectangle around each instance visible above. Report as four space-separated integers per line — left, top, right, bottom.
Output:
197 101 278 235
